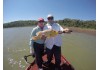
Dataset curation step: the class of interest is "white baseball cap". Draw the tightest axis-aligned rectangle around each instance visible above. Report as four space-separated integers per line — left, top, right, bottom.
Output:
47 14 54 18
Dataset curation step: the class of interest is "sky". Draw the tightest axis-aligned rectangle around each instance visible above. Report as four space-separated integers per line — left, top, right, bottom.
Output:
3 0 96 23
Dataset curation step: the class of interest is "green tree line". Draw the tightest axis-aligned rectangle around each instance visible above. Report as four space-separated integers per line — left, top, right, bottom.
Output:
57 18 96 29
3 18 96 29
3 20 37 28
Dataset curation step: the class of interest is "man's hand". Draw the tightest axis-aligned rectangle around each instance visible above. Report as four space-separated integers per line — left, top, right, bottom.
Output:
58 31 63 34
63 28 72 33
41 34 47 40
30 47 34 55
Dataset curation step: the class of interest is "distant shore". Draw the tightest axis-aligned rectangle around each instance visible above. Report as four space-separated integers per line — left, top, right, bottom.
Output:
3 26 96 36
65 27 96 36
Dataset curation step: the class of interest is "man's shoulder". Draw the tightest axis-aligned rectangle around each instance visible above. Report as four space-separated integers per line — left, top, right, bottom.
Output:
44 23 51 28
32 26 39 31
45 22 61 27
45 23 50 26
34 26 39 29
54 23 61 26
44 24 50 29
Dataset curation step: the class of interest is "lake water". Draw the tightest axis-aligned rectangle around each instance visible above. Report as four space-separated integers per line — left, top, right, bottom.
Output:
3 27 96 70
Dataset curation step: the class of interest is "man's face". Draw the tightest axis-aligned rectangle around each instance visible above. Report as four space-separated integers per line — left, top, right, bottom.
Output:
47 17 54 23
38 21 44 27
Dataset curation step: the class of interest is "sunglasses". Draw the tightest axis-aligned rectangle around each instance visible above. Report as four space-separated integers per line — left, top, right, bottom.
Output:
47 17 53 20
38 21 44 23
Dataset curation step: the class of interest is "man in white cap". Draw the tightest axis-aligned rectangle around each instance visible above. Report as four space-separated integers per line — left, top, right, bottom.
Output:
43 14 65 70
29 18 46 70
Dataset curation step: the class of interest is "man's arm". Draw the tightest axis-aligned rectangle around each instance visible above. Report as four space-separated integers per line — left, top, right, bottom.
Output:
58 23 72 34
29 28 36 55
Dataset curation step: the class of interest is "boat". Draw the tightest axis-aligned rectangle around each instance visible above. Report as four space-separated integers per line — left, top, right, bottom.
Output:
24 54 75 70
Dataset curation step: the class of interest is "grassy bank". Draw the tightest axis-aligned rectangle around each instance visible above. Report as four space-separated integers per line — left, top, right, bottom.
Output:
62 26 96 36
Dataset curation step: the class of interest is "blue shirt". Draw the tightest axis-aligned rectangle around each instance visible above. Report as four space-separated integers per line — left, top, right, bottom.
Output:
29 26 45 47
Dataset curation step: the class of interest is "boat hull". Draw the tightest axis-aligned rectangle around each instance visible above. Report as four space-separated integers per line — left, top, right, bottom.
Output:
26 55 74 70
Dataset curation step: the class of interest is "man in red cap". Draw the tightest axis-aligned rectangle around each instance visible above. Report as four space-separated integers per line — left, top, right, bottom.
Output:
29 18 46 70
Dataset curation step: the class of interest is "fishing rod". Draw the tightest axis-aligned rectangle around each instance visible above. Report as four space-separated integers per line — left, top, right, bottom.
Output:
24 54 35 64
24 51 46 64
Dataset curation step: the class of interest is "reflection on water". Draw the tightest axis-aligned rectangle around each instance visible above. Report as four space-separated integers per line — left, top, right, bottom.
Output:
8 48 27 53
3 27 96 70
6 47 28 69
7 47 27 69
8 57 25 68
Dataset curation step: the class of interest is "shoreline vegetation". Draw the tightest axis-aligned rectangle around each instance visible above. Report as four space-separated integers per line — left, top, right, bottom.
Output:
3 18 96 36
68 27 96 36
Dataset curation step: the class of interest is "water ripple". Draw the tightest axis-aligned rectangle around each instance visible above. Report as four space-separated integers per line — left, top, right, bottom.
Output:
8 57 26 69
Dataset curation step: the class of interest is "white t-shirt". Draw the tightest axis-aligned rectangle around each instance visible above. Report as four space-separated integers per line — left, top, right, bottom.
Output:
44 23 63 49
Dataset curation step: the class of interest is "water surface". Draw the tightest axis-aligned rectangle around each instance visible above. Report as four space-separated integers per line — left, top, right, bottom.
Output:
3 27 96 70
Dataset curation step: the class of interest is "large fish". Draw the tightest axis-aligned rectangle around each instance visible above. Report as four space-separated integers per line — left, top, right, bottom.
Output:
32 28 72 40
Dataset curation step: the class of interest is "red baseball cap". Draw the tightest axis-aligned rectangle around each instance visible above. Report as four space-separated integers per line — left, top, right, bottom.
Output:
38 18 44 22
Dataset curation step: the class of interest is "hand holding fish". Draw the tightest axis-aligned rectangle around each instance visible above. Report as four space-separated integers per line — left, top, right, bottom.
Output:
32 28 72 40
58 28 72 34
41 34 47 40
